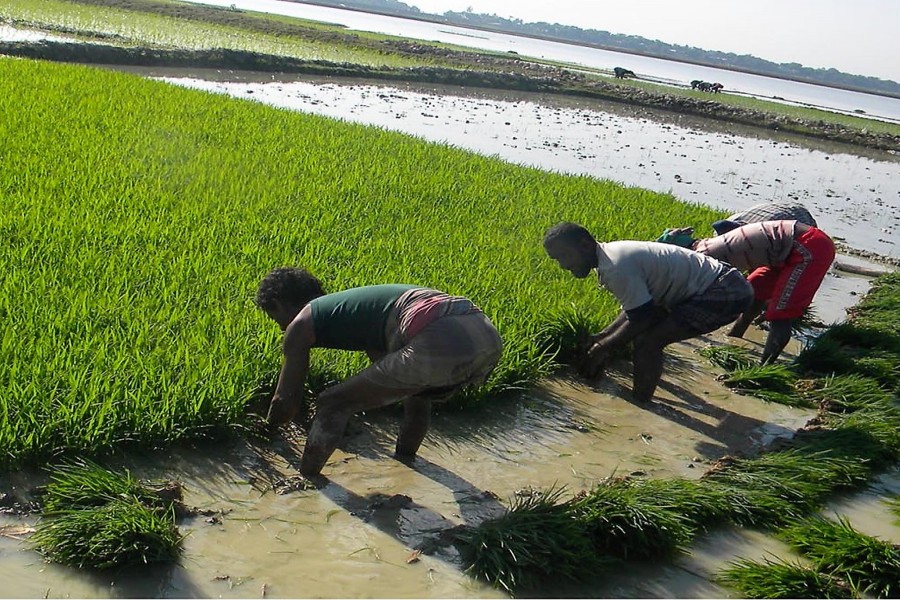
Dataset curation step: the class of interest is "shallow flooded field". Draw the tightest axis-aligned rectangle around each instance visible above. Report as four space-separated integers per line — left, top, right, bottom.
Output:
145 70 900 261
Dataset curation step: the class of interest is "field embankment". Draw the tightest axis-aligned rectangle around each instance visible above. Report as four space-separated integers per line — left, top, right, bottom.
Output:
2 0 899 151
0 57 720 468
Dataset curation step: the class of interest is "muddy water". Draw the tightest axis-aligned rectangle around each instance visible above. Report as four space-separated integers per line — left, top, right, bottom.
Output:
148 70 900 261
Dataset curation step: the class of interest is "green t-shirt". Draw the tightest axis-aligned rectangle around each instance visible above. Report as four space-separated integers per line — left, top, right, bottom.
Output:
309 284 416 351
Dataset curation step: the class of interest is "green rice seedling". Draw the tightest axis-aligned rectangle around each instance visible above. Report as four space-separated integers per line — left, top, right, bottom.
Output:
721 364 810 407
456 487 609 594
790 426 889 473
697 344 755 371
780 516 900 598
30 497 182 569
847 273 900 332
828 409 900 467
701 451 870 519
887 496 900 524
795 323 900 385
717 556 853 599
570 478 698 560
799 374 892 413
712 483 807 527
0 58 724 467
40 459 179 513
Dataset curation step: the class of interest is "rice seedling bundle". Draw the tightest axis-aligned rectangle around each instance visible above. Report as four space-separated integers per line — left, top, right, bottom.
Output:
717 557 853 599
697 343 755 371
0 57 720 466
800 374 892 413
31 461 183 569
779 517 900 598
457 488 607 593
39 459 178 513
31 497 182 569
721 364 811 407
570 478 698 560
701 450 872 519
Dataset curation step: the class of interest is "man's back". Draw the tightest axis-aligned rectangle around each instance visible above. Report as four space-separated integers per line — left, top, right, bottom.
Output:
596 240 725 310
695 221 797 271
727 202 816 227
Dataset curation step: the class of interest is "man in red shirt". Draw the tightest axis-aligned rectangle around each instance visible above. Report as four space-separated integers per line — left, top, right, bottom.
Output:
659 220 835 364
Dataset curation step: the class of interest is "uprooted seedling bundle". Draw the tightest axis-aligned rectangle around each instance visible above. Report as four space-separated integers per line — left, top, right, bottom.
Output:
30 460 185 569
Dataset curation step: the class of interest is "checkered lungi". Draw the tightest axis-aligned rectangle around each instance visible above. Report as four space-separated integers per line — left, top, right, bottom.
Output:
669 266 754 333
355 289 503 398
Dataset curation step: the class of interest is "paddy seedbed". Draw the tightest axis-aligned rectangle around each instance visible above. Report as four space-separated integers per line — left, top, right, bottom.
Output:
0 56 720 468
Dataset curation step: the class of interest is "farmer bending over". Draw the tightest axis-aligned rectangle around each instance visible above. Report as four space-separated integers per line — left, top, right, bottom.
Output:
657 220 835 364
255 267 503 477
712 201 817 235
543 222 753 403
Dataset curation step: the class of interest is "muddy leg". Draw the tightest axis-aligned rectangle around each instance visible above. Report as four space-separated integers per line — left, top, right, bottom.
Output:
300 375 421 477
728 299 766 338
632 318 699 403
761 319 793 365
395 397 432 461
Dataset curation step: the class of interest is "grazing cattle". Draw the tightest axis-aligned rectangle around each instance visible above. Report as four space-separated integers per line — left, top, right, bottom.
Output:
690 79 704 89
710 82 724 93
614 67 636 79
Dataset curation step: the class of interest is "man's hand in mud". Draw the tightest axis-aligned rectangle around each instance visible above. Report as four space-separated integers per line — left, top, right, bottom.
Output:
579 341 611 379
266 394 300 426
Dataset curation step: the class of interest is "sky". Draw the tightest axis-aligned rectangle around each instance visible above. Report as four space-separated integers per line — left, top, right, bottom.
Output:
403 0 900 82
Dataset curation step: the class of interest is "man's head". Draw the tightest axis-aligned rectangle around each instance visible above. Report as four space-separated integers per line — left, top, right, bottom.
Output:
255 267 325 330
543 222 598 279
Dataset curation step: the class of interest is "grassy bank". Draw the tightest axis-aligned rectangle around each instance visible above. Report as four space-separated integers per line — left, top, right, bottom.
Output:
0 57 717 468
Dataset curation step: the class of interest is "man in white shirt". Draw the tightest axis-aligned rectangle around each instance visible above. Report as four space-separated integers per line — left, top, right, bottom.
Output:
543 222 753 403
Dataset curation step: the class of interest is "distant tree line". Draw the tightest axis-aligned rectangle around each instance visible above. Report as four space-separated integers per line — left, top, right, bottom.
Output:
293 0 900 98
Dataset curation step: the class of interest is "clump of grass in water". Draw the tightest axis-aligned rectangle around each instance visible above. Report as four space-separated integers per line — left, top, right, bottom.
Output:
717 556 853 599
30 498 182 569
779 516 900 598
886 495 900 525
700 451 869 520
570 478 699 561
697 343 755 371
721 364 811 407
457 487 608 594
39 459 181 513
799 374 892 413
31 461 184 569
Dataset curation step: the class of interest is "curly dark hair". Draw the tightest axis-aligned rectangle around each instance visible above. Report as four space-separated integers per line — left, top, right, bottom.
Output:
255 267 325 311
543 222 596 248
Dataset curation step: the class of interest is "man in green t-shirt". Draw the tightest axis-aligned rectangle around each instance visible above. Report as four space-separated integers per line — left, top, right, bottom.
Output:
255 267 503 478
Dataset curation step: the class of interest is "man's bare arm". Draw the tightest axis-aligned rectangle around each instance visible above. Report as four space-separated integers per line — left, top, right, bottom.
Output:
267 308 314 425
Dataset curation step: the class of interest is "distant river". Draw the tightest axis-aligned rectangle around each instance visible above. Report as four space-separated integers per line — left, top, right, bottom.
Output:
183 0 900 122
